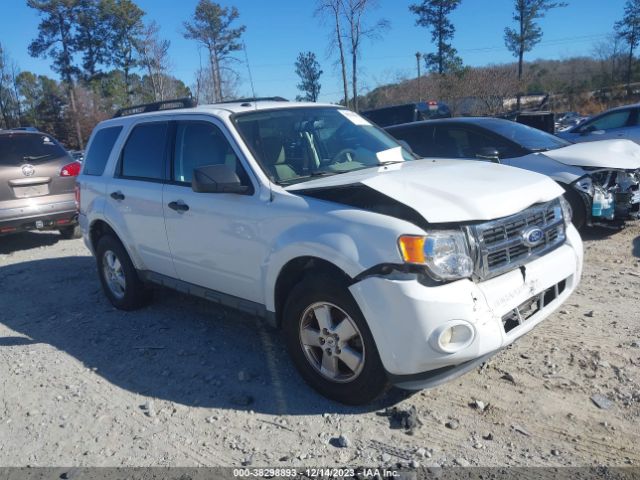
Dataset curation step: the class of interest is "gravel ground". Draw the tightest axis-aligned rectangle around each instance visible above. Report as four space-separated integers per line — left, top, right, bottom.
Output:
0 224 639 468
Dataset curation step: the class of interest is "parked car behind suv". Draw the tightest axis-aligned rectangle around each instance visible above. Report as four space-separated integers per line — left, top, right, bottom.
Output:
387 118 640 229
0 130 81 238
78 99 583 404
360 101 451 127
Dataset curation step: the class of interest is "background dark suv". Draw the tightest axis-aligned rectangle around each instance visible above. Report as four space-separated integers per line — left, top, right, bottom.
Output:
0 130 80 238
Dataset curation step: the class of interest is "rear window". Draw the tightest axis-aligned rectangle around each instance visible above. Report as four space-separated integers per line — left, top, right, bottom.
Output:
0 133 67 166
83 126 122 176
120 122 169 180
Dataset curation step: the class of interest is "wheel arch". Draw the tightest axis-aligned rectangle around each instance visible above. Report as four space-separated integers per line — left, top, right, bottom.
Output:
272 256 354 328
557 181 590 228
89 218 143 269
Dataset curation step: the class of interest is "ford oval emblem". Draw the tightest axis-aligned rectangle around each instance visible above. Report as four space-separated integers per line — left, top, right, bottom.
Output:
522 227 545 247
21 164 35 177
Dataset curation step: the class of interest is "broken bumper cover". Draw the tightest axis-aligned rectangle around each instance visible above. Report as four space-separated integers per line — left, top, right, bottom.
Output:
348 224 583 389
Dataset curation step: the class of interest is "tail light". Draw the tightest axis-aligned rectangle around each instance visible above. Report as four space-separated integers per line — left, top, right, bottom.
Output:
60 161 81 177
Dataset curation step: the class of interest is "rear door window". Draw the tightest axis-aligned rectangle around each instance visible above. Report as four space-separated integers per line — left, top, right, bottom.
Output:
0 133 67 166
120 122 169 181
83 126 122 176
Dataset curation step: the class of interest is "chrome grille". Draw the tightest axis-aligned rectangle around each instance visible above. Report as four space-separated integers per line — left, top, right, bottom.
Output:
470 199 566 280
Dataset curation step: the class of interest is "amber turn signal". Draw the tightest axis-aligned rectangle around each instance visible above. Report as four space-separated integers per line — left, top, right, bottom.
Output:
398 235 426 264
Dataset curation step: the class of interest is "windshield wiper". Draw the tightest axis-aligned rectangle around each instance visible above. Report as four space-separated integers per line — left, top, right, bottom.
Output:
23 154 52 161
279 171 340 186
378 160 405 166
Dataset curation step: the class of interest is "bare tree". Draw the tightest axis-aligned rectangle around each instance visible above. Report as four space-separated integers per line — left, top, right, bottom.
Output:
342 0 389 111
459 66 521 115
136 21 171 101
592 35 624 88
193 64 239 104
316 0 350 108
0 43 20 128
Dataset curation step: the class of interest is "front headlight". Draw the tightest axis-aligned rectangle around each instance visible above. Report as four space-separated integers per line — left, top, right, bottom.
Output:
398 231 474 281
559 195 572 228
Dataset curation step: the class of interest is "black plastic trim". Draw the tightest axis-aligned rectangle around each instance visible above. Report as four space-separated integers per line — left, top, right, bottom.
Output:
296 183 431 231
139 270 276 328
388 350 499 390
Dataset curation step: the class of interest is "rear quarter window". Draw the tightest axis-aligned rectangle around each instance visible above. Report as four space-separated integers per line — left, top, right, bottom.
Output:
83 126 123 176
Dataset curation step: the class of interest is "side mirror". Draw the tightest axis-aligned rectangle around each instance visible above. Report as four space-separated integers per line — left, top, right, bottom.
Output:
579 125 597 135
192 164 250 194
475 147 501 163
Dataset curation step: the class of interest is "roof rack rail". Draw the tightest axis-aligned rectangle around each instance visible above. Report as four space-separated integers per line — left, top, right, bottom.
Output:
217 96 289 104
113 97 196 118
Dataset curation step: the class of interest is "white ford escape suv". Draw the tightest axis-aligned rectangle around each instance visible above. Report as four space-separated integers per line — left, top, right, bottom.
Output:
78 98 583 404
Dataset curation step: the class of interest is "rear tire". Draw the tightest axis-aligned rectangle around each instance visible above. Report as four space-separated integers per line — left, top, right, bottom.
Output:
282 274 389 405
59 225 81 239
562 187 587 230
96 235 152 310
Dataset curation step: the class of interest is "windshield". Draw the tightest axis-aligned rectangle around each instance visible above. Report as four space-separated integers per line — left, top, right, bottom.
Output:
0 133 67 166
486 119 571 151
233 107 416 185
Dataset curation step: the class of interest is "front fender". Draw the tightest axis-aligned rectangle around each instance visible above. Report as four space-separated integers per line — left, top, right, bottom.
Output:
262 221 408 312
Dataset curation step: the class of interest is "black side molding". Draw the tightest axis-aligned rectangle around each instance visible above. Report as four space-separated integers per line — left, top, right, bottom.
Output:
139 270 277 328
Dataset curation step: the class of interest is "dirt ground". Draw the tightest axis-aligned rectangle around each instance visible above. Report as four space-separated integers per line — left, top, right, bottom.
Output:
0 223 639 468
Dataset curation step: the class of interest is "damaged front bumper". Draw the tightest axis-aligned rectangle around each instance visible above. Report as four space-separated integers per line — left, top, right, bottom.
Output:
348 225 583 390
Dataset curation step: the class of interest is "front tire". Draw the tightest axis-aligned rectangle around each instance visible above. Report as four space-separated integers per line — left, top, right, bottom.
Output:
563 188 587 230
96 235 152 310
283 274 388 405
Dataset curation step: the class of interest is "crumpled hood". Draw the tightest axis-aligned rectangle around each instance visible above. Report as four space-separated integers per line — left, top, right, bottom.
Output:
286 159 563 223
543 139 640 170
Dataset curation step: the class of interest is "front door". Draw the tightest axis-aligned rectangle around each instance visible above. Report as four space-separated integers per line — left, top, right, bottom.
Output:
162 119 268 303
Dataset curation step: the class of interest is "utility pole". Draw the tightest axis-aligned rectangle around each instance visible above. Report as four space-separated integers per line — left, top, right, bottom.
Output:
415 52 422 102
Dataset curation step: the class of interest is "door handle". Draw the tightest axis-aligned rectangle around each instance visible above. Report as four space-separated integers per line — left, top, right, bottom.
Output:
168 201 189 212
110 191 125 201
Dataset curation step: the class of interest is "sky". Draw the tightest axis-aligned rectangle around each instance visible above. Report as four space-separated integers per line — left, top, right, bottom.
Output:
0 0 627 103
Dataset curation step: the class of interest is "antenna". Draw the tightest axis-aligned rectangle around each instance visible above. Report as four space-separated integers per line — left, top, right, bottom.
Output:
243 42 257 105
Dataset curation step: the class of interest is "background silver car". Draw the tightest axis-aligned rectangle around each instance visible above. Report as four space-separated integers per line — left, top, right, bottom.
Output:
0 130 80 238
557 103 640 144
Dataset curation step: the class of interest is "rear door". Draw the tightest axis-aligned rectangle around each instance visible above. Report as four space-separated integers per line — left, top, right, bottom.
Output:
105 121 176 277
0 132 75 206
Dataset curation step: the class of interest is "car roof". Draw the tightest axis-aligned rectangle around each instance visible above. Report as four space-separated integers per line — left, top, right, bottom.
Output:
385 116 513 130
95 101 340 128
0 129 46 137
